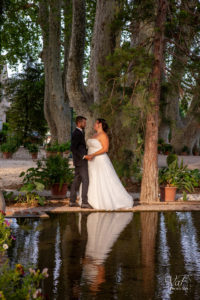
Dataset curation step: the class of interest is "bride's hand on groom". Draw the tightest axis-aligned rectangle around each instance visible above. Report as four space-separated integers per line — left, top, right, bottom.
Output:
84 155 93 160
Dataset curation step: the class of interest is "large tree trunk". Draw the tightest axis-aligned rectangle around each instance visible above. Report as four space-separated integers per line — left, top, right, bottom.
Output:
67 0 94 135
140 0 167 204
39 0 71 143
67 0 120 136
87 0 120 103
159 1 199 152
170 75 200 154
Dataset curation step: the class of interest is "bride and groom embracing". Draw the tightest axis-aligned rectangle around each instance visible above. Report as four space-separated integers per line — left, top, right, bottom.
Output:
69 116 134 210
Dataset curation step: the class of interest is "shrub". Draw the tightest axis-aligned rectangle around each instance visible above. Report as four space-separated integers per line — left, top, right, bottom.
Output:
0 141 18 154
159 160 200 192
167 153 178 166
20 155 74 190
46 142 71 153
0 211 14 253
26 143 39 153
0 263 48 300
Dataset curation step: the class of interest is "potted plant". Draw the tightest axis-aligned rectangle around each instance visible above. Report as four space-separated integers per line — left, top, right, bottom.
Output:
0 141 18 159
45 142 61 157
59 141 71 155
181 145 189 156
20 155 74 199
159 156 197 201
44 155 74 198
192 145 199 156
27 143 39 159
45 142 71 157
158 138 164 154
163 143 173 155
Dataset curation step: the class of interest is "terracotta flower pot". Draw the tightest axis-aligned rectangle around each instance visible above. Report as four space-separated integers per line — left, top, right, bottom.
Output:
51 183 68 199
160 186 177 202
46 151 63 158
31 152 38 159
3 152 12 159
46 151 57 158
181 152 188 156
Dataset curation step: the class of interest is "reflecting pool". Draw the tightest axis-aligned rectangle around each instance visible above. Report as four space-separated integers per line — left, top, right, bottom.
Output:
7 212 200 299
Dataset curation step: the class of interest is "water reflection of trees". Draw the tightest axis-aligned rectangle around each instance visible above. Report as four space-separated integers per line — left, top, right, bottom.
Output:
157 212 200 299
7 211 200 299
140 212 158 299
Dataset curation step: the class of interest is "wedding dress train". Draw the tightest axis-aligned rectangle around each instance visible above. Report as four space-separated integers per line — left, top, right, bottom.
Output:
86 139 133 210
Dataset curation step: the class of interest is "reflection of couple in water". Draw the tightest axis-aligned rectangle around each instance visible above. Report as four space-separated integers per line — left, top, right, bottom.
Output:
77 212 133 294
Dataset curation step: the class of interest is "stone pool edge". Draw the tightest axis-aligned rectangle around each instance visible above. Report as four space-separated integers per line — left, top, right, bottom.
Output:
5 201 200 218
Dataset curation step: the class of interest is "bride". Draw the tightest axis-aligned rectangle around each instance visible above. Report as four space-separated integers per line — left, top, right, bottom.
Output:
84 118 133 210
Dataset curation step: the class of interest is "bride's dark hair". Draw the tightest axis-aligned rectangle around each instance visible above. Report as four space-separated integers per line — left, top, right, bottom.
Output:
97 118 109 133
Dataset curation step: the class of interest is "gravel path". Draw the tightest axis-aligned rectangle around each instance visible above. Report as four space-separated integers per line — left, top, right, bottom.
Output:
1 149 200 189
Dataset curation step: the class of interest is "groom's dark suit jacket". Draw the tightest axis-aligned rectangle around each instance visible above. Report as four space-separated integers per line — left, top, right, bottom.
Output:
71 128 87 166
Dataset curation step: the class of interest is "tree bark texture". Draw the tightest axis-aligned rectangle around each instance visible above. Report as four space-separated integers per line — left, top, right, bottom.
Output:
87 0 119 103
140 0 167 203
67 0 120 136
159 1 200 153
39 0 71 143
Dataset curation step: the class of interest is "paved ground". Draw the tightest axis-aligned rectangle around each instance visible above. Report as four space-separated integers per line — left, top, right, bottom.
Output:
1 150 200 189
2 150 200 217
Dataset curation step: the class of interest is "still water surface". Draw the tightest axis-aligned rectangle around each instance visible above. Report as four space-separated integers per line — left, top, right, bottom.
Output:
7 212 200 299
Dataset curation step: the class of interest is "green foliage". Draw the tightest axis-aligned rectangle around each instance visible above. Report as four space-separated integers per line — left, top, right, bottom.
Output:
159 160 200 192
20 155 74 190
0 123 9 144
0 212 13 253
96 43 153 167
158 140 173 154
166 153 178 166
6 62 47 144
46 142 70 153
0 140 18 153
26 143 39 153
15 182 45 206
181 145 190 154
1 0 41 66
113 134 143 184
84 0 96 81
2 191 13 202
0 263 48 300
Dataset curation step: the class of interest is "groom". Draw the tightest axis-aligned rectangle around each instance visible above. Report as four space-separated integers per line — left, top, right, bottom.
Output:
69 116 93 209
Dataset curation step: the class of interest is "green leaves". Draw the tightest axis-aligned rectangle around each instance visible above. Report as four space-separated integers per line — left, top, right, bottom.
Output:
6 63 47 144
20 155 74 190
159 159 200 193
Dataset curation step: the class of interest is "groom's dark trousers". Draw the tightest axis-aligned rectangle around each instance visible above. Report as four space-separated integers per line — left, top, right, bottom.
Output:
70 128 89 204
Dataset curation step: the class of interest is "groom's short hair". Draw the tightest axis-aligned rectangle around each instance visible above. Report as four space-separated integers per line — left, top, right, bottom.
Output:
76 116 87 124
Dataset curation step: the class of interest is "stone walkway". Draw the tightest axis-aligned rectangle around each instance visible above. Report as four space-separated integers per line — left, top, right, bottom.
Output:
2 151 200 217
5 199 200 218
1 152 200 189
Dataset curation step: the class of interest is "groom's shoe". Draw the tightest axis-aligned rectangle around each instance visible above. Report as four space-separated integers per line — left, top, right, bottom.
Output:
69 202 80 207
81 203 93 209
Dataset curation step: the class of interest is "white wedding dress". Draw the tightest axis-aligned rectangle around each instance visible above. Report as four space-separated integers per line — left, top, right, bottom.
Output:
81 213 133 287
85 138 133 210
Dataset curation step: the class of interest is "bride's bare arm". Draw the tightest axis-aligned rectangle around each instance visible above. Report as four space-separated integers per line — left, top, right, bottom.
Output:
85 134 109 160
91 135 109 158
